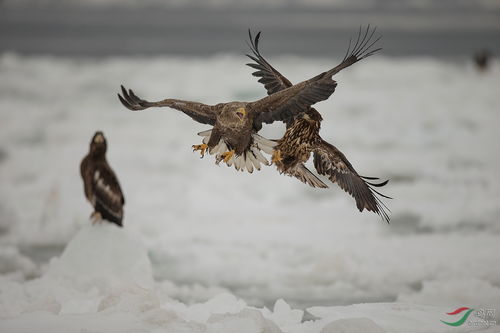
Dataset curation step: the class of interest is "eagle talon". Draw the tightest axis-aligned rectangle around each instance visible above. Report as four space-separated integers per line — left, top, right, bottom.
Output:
271 150 282 164
90 211 102 224
192 143 209 158
220 150 235 163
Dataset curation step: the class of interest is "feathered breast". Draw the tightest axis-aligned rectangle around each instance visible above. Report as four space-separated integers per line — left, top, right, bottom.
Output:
277 118 321 165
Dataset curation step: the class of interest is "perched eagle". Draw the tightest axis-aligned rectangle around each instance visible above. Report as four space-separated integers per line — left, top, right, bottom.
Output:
118 36 349 173
474 49 491 72
247 27 391 222
80 131 125 226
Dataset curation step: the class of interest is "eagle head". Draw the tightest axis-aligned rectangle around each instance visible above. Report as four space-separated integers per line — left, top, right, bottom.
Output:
90 131 107 155
302 109 323 122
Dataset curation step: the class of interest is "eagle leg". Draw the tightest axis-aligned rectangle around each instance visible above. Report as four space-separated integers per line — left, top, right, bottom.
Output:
220 150 235 163
271 149 282 164
90 211 102 224
192 143 209 158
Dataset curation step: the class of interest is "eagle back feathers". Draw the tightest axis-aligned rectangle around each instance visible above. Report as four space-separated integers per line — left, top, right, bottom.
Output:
80 153 125 226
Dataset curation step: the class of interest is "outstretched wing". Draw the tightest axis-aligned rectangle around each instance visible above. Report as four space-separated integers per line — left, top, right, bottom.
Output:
313 140 390 222
91 163 125 225
247 26 380 97
246 30 293 95
286 164 328 189
118 85 218 125
248 25 381 128
249 71 338 127
323 25 382 78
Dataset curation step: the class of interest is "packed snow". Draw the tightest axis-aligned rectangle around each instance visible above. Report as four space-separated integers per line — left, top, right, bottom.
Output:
0 53 499 332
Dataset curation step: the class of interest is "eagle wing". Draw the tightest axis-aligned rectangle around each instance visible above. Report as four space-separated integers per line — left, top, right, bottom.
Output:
249 72 338 127
80 156 94 203
118 85 218 125
247 26 380 96
322 25 381 78
313 140 390 222
247 26 380 128
246 30 293 95
91 163 125 224
286 164 328 189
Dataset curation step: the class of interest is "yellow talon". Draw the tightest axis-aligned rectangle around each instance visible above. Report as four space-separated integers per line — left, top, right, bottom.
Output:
221 150 235 163
271 150 282 164
90 211 102 224
192 143 208 157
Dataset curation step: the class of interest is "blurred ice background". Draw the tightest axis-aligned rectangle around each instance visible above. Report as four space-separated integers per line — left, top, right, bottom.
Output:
0 0 499 332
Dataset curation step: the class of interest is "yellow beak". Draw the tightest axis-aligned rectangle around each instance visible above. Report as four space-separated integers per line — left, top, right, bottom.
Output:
94 134 105 143
236 107 247 121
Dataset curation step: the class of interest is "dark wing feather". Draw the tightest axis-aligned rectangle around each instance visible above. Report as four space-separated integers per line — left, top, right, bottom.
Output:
247 25 381 98
250 72 337 127
246 30 293 95
80 156 93 202
118 85 217 125
248 26 381 128
91 162 125 225
325 25 382 78
313 140 390 222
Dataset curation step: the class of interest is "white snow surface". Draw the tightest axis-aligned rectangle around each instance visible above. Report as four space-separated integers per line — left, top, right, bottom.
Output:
0 53 499 332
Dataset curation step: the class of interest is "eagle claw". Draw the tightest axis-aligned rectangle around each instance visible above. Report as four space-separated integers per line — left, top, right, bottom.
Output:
271 150 282 164
192 143 209 158
218 150 235 164
90 211 102 224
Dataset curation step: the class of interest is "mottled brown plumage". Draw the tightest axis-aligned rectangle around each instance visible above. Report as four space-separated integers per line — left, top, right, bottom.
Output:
80 131 125 226
247 27 390 222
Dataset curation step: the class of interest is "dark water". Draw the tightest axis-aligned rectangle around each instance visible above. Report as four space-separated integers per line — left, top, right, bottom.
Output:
1 6 499 58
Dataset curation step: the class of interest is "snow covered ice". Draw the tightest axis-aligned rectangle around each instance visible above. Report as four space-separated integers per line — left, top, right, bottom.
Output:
0 53 500 332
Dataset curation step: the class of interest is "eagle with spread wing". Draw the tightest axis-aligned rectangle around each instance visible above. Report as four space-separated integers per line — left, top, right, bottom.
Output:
80 131 125 226
118 42 348 173
246 27 391 222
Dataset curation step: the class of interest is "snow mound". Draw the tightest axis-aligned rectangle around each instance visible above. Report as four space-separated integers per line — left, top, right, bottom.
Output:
0 227 495 332
48 223 153 291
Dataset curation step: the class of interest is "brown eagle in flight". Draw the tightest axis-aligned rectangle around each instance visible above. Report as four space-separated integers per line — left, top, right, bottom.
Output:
246 27 391 222
80 131 125 226
118 41 347 173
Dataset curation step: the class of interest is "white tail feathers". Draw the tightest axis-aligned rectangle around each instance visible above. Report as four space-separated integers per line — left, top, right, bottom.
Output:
197 130 276 173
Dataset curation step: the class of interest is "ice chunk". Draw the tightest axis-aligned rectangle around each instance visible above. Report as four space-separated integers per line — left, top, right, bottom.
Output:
321 318 385 333
207 308 281 333
48 223 153 291
182 293 246 323
0 246 37 279
264 299 303 329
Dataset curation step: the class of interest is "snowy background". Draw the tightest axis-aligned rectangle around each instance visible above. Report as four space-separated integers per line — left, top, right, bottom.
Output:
1 1 500 332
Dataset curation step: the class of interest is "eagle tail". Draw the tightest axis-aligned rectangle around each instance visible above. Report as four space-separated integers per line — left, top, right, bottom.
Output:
95 200 123 227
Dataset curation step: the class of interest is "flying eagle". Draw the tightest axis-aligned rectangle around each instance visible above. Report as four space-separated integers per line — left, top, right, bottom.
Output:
80 131 125 226
118 35 352 173
247 27 391 222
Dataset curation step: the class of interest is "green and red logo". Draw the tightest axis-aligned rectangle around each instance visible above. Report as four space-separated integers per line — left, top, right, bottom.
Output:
441 307 475 326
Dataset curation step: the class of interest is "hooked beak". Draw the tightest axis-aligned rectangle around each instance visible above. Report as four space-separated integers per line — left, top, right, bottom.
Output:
236 107 247 121
94 133 105 143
